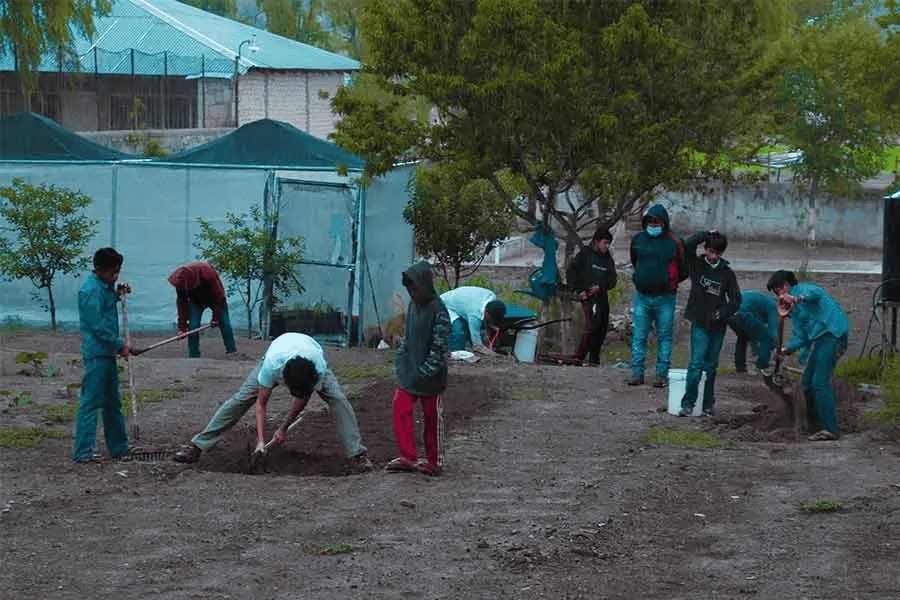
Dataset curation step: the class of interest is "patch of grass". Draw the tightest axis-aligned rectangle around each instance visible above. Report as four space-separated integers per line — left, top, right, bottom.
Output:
834 356 882 387
0 389 32 407
445 437 465 448
859 356 900 438
303 543 362 556
717 367 737 376
601 341 630 364
34 403 78 423
0 426 67 448
508 389 547 401
333 364 393 381
121 384 196 413
800 500 842 513
641 428 731 450
0 316 26 333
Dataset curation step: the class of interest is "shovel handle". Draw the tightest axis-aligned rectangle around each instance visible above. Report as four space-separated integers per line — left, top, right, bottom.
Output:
132 323 215 355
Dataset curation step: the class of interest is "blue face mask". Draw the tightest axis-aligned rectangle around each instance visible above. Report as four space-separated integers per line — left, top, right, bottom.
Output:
646 226 663 237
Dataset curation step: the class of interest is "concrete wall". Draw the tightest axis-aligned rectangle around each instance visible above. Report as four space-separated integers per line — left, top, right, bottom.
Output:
237 70 347 137
658 181 885 247
81 128 233 155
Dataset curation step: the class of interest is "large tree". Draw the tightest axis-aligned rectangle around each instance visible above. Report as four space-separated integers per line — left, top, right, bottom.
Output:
0 0 112 91
331 0 789 260
770 2 896 265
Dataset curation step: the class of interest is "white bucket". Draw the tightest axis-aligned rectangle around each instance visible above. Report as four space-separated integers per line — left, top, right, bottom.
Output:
513 328 538 363
667 368 705 416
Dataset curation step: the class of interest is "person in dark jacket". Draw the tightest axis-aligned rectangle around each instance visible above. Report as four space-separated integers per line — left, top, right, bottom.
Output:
727 291 778 374
72 248 132 462
167 261 236 358
566 227 618 365
678 231 741 417
628 204 688 387
387 261 451 476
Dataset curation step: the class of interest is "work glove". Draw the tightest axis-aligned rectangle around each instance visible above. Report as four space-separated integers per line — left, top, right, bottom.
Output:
254 442 267 455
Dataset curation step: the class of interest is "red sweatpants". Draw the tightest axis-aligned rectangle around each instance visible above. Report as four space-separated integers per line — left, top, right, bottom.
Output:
392 388 441 466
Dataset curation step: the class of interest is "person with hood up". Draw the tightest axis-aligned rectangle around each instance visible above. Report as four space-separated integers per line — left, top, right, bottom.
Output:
167 261 236 358
566 227 618 365
727 290 779 375
677 231 741 417
628 204 688 387
767 270 849 441
386 261 451 476
440 285 507 354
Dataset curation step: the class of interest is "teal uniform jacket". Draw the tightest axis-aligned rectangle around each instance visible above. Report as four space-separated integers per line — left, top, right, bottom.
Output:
79 272 124 358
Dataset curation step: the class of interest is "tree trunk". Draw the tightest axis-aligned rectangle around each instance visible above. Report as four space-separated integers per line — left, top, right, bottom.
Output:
245 281 253 338
800 176 818 273
47 286 57 332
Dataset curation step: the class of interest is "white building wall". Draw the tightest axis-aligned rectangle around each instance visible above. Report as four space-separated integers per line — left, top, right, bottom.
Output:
236 70 347 137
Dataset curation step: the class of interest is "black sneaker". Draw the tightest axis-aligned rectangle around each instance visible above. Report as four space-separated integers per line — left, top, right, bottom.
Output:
627 375 644 386
653 375 668 388
174 444 202 464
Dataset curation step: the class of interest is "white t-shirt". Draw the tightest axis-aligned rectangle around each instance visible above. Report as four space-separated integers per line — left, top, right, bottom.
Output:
257 333 329 388
440 286 497 347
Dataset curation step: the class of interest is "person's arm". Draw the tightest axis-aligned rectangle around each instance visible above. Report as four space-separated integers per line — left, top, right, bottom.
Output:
79 287 125 354
203 265 228 325
254 386 274 450
605 254 618 291
720 275 741 323
765 298 779 342
270 394 309 447
683 231 708 257
174 289 190 332
419 308 451 378
467 312 485 348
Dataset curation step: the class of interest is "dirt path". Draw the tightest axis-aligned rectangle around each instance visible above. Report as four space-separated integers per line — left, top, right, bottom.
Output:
1 271 899 599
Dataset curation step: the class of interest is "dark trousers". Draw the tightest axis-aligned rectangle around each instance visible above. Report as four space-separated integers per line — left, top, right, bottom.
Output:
575 292 609 363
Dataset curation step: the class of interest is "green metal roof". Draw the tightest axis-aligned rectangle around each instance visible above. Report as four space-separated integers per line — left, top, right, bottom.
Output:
0 0 359 77
0 112 130 161
161 118 364 170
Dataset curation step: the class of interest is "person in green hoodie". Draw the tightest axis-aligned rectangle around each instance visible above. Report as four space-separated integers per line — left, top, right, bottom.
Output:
72 247 132 462
386 261 451 476
628 204 688 387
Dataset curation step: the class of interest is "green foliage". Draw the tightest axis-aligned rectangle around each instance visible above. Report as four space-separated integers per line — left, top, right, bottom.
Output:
0 426 67 449
507 389 547 402
0 389 32 408
333 364 392 381
334 0 789 262
304 542 362 555
34 403 78 424
195 204 305 337
405 164 517 287
0 316 26 332
181 0 237 19
14 351 51 377
833 356 882 386
0 1 112 91
771 6 896 200
641 428 731 450
121 385 195 413
859 355 900 437
800 499 842 512
0 179 98 331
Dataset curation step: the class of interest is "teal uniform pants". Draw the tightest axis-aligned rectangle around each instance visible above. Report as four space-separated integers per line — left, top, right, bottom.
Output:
72 357 130 461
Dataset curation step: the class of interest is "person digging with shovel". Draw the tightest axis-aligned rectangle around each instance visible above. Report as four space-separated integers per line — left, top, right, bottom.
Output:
167 261 236 358
767 270 849 442
174 332 373 470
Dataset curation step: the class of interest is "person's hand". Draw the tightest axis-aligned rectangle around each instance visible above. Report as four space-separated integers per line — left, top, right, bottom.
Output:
777 295 796 317
254 442 267 455
579 291 588 301
177 327 188 336
120 344 130 358
210 319 219 328
270 426 286 447
116 283 132 297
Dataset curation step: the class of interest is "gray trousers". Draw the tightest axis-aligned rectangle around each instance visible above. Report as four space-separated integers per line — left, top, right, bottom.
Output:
191 358 366 457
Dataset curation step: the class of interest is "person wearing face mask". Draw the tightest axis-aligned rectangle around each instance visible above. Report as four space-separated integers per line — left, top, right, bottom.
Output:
628 204 688 387
677 230 741 417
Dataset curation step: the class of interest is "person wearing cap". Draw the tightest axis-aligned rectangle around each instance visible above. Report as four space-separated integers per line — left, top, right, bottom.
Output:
167 261 236 358
677 230 741 417
566 227 618 365
440 286 507 354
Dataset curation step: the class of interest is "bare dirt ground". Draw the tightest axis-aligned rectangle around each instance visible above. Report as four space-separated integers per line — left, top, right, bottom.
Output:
1 270 899 600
